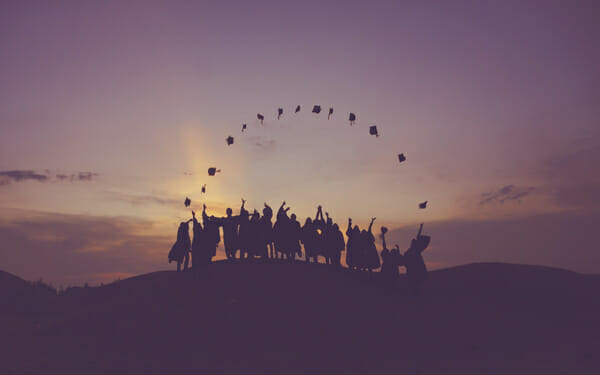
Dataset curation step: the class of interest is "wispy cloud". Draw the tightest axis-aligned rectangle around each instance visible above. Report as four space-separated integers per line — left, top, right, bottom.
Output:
0 170 49 185
0 170 99 186
479 185 536 206
55 171 99 182
103 191 180 207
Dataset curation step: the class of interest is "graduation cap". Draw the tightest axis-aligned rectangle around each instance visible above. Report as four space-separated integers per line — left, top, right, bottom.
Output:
226 136 234 146
257 113 264 124
295 105 301 113
419 201 428 209
208 168 221 176
277 108 283 120
201 184 206 194
369 125 379 137
312 105 321 114
184 197 191 207
349 113 356 125
242 124 247 132
328 107 334 120
398 153 406 163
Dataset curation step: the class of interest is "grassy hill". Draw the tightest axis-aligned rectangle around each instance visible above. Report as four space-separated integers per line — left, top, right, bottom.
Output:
1 261 599 374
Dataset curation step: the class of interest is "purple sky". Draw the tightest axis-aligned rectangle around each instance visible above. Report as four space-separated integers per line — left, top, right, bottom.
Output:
1 0 599 286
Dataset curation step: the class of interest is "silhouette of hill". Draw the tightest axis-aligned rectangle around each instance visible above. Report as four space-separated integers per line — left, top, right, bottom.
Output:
1 262 599 374
0 270 56 314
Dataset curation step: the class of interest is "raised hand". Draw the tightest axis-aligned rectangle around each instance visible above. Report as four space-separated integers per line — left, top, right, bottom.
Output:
371 217 376 222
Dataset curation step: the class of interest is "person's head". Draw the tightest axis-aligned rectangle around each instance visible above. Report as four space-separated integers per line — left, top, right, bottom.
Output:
353 225 359 232
180 221 188 228
361 229 367 235
226 208 232 217
327 217 333 226
332 223 339 231
305 217 312 225
263 206 272 218
290 213 296 221
252 211 259 220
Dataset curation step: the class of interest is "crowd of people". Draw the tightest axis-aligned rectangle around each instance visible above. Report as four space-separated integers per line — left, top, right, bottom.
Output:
168 200 431 294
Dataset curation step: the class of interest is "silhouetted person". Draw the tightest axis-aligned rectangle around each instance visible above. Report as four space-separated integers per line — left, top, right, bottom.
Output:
379 226 402 284
362 217 381 274
249 209 263 259
346 218 360 270
328 223 345 268
273 201 290 260
168 220 192 271
311 205 327 263
202 204 221 263
289 213 302 261
191 211 208 268
404 223 431 296
238 202 251 260
301 217 316 263
260 203 274 259
221 199 245 260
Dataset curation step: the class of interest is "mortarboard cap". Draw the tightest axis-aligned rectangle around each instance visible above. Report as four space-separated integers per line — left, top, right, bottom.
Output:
257 113 264 124
312 105 321 114
226 136 234 146
277 108 283 120
208 168 221 176
184 197 191 207
328 107 334 119
419 201 427 209
398 153 406 163
295 105 301 113
349 113 356 125
369 125 379 137
242 124 247 132
201 184 206 194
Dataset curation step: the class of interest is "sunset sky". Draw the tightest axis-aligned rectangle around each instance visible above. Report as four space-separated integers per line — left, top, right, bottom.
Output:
1 0 599 286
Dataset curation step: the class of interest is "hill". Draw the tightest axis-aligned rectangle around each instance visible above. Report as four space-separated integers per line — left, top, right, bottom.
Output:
1 261 599 374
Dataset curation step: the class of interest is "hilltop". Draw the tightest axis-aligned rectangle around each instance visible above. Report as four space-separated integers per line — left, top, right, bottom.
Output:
1 261 599 374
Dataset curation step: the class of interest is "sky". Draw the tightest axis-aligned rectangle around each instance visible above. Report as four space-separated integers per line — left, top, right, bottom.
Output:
1 0 599 286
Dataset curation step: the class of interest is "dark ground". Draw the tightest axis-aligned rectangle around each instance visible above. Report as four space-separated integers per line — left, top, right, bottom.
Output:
1 261 599 374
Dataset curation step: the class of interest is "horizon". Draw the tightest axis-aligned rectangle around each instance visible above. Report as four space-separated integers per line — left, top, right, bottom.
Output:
1 0 600 286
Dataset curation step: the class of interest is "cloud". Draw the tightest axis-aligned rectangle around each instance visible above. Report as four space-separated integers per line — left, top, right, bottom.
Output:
103 191 181 207
0 209 173 287
0 170 99 186
55 171 99 182
479 185 536 205
255 139 277 151
0 170 49 185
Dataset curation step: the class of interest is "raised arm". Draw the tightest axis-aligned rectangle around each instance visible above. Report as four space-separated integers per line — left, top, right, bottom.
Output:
277 201 286 217
314 206 324 222
417 223 423 238
381 229 387 250
346 218 352 236
202 204 208 223
368 217 376 234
